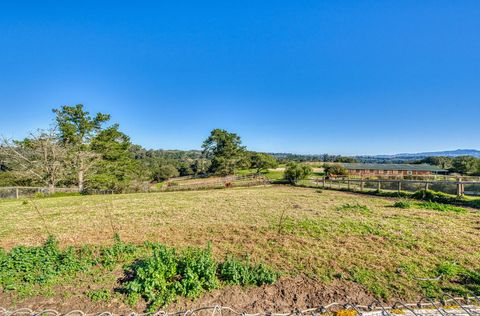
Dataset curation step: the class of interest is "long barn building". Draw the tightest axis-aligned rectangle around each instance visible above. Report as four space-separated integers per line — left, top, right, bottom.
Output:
340 163 446 176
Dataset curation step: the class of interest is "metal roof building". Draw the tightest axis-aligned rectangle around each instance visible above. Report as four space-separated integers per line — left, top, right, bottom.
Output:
340 163 447 175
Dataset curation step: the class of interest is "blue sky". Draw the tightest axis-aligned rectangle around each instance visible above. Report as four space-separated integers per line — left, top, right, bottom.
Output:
1 1 479 155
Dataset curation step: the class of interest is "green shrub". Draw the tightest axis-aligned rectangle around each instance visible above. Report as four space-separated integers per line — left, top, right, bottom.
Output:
284 162 312 184
218 256 279 286
324 164 348 177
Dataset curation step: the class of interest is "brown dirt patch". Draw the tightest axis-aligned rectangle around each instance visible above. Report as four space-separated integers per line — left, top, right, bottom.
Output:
0 275 376 313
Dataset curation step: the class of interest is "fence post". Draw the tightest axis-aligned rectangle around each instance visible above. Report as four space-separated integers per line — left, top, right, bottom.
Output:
425 183 429 191
15 187 19 199
456 178 464 197
398 181 402 192
377 181 381 191
360 180 364 191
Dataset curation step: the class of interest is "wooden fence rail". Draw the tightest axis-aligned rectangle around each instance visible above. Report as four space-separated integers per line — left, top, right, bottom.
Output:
310 178 480 197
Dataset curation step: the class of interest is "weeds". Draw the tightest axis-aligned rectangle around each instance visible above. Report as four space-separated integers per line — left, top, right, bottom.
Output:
123 244 279 311
0 235 137 295
392 201 412 209
218 256 279 286
85 288 112 302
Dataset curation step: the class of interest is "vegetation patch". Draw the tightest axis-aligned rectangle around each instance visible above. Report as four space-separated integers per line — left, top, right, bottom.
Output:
416 201 467 213
0 235 138 296
123 243 219 310
85 288 112 303
391 199 466 213
392 201 412 209
218 256 279 286
123 243 278 311
419 262 480 297
329 188 480 209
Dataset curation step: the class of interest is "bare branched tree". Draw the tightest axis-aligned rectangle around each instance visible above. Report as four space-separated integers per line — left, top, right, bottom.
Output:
0 129 68 192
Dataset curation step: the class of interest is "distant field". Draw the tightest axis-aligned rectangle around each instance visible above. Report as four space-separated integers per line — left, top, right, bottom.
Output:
235 168 323 180
0 186 479 311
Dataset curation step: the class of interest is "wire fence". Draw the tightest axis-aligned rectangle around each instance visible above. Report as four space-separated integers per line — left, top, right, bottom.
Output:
0 175 271 199
1 295 480 316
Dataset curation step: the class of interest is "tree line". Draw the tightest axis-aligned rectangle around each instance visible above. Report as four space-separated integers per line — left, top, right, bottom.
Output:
418 156 480 176
0 105 278 192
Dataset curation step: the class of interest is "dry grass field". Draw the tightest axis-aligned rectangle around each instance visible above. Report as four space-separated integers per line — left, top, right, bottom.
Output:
0 185 479 312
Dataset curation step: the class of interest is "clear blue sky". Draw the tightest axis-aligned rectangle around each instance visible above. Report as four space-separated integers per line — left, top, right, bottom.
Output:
1 1 479 155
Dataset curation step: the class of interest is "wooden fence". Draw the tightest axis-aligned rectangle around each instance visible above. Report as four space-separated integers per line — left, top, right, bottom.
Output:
308 178 480 197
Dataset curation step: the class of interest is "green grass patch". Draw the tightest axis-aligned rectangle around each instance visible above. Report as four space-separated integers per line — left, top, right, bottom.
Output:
392 201 412 209
416 202 467 213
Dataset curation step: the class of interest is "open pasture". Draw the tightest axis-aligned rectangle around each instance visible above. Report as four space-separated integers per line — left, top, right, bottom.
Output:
0 186 479 311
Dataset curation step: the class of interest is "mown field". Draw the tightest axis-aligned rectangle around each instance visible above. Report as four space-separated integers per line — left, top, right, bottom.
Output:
0 185 479 312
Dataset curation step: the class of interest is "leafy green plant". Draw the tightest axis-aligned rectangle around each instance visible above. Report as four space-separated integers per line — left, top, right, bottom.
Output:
123 244 218 311
99 233 138 269
218 256 279 286
0 235 139 295
85 288 112 302
0 236 93 292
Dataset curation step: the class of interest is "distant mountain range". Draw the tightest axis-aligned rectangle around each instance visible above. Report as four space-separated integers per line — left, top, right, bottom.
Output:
372 149 480 159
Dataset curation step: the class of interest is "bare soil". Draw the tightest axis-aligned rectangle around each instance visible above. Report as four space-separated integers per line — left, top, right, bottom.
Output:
0 275 376 314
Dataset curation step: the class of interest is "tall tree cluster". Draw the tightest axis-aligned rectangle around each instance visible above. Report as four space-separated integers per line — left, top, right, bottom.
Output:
420 156 480 175
0 106 279 192
1 105 140 192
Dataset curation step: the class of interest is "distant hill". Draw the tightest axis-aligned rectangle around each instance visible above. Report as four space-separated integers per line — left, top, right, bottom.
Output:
374 149 480 159
270 149 480 164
